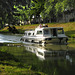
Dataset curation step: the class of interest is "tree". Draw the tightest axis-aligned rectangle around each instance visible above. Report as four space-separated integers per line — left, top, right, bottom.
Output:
13 5 29 24
0 0 14 28
0 0 31 28
29 0 45 23
40 0 57 22
12 0 31 25
0 0 75 29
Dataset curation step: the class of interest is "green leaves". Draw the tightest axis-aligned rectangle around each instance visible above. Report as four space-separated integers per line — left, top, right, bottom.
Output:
41 0 75 20
30 0 45 16
13 5 29 21
0 0 75 28
55 0 68 14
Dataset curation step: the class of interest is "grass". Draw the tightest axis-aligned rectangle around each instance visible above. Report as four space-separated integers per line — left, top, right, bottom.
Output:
0 22 75 37
0 64 35 75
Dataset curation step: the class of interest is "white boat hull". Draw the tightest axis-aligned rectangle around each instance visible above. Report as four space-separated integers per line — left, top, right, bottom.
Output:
20 36 68 44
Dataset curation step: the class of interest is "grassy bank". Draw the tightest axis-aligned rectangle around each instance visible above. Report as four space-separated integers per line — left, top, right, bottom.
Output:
0 22 75 37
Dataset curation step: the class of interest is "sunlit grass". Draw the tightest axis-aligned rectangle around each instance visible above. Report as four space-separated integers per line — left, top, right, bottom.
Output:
0 64 44 75
0 22 75 37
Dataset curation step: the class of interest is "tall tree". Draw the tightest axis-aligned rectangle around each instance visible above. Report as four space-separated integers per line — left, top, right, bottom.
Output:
13 0 31 25
0 0 31 28
29 0 45 19
0 0 75 28
13 5 29 23
40 0 75 22
0 0 14 28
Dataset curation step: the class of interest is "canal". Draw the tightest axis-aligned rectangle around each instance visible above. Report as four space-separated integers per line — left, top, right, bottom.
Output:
0 34 75 75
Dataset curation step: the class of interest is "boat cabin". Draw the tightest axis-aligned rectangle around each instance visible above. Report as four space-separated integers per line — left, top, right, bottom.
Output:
24 31 35 36
35 27 65 37
24 27 65 37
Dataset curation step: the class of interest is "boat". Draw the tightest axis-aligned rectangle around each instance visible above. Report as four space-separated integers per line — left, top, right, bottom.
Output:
20 25 68 44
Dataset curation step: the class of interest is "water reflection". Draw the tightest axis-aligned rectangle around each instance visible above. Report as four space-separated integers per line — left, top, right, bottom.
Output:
24 44 74 63
23 44 75 75
1 43 75 75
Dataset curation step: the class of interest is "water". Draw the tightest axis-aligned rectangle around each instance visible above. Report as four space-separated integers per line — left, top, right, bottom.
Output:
0 34 75 75
0 34 22 43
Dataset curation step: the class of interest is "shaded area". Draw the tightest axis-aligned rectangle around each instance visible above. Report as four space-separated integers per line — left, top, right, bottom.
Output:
22 44 75 75
0 43 75 75
65 30 75 37
0 45 44 75
0 51 24 67
8 26 19 34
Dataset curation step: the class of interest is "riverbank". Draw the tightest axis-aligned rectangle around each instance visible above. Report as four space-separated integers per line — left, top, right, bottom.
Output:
0 22 75 37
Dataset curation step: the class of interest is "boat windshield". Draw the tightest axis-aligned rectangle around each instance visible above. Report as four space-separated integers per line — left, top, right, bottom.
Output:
44 29 49 35
28 33 31 36
25 33 27 36
37 31 42 34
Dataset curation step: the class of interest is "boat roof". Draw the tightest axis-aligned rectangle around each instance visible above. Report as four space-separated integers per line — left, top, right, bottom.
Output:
35 27 63 30
25 30 35 33
24 27 63 33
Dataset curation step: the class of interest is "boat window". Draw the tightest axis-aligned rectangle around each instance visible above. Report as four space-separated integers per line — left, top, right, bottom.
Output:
58 29 64 34
28 33 31 36
33 33 34 35
37 31 42 34
25 33 27 35
44 29 49 34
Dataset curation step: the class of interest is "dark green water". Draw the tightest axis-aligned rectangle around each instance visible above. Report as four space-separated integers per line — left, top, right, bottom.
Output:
0 43 75 75
0 34 75 75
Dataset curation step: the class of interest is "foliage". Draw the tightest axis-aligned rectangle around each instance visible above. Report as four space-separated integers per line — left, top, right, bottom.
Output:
41 0 75 19
0 0 75 28
0 0 14 28
0 0 30 28
30 0 45 18
13 5 29 22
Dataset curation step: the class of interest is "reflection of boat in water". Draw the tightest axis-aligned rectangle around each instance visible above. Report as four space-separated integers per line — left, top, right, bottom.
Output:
24 44 72 62
36 47 67 60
